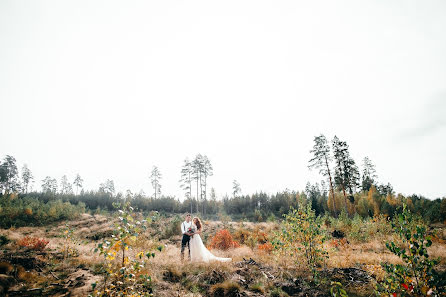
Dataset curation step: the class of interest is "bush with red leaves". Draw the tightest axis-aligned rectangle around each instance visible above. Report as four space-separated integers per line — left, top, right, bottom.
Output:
257 242 273 254
207 229 240 250
17 236 49 251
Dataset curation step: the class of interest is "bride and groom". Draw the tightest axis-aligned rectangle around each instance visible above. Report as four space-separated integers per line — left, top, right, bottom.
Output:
180 214 231 263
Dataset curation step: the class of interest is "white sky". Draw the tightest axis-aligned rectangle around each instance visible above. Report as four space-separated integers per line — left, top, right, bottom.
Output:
1 0 445 199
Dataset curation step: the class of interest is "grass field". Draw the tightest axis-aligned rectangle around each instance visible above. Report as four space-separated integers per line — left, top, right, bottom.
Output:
0 212 445 296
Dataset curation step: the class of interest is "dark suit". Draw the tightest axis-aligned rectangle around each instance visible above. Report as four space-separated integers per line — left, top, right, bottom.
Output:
181 221 191 260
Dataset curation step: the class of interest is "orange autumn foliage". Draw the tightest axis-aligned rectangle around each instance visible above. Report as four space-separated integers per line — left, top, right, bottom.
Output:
257 242 273 254
330 238 348 249
17 236 49 251
207 229 240 250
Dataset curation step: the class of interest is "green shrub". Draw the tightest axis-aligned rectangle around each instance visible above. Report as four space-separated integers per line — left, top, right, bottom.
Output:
0 196 85 228
161 215 183 239
91 202 157 297
377 204 445 296
330 282 348 297
267 213 277 222
348 214 368 242
272 203 328 279
254 209 263 222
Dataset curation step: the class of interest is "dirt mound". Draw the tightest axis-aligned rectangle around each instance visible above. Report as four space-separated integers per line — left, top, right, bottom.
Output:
65 269 102 297
328 267 373 284
0 274 15 295
66 213 115 241
0 250 47 270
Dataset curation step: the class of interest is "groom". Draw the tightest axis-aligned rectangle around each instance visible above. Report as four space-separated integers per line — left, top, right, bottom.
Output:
180 213 194 261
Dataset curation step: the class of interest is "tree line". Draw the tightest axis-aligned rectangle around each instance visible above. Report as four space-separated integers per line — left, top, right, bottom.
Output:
308 134 394 216
1 134 445 223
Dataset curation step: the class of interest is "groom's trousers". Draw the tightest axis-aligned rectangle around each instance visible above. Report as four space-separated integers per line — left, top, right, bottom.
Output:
181 234 191 261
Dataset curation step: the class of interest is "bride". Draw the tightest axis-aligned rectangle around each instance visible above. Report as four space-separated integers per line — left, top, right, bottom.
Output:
189 217 231 263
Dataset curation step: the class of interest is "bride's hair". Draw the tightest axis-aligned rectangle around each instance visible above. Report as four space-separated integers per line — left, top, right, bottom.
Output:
193 217 202 230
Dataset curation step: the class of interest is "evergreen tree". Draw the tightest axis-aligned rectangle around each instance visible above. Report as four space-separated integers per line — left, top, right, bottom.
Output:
60 175 73 194
332 136 348 197
73 174 83 195
125 189 134 200
232 180 241 198
332 136 360 196
210 187 217 201
305 182 323 216
21 164 34 194
99 179 115 195
308 134 336 214
378 183 394 196
191 154 204 213
0 155 20 194
150 166 162 199
179 158 193 212
201 155 213 215
183 154 215 214
361 156 377 192
344 157 360 195
42 176 58 194
0 161 4 194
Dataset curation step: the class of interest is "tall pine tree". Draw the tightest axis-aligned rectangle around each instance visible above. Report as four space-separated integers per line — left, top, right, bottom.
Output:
0 155 19 194
21 164 34 194
179 158 193 213
361 156 377 192
150 166 162 199
308 134 336 215
332 136 360 210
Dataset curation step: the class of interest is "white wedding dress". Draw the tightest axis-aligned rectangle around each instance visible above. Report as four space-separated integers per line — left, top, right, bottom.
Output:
189 224 231 263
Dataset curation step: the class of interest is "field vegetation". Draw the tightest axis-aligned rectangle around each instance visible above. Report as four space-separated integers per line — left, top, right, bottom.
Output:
0 193 445 296
1 134 445 296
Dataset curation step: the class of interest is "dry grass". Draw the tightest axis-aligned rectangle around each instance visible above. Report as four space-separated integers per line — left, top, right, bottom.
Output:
327 238 401 267
1 213 445 296
150 244 239 273
428 243 446 265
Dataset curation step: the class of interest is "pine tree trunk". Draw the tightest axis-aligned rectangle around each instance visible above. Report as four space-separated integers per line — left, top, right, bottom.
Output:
325 155 336 216
341 184 348 213
339 162 349 213
196 175 199 214
199 171 203 215
203 175 207 217
188 173 192 213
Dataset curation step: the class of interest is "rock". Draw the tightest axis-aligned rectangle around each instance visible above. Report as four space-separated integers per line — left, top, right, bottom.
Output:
65 269 102 296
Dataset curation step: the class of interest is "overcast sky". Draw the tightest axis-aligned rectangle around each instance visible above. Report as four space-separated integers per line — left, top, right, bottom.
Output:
1 0 445 199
